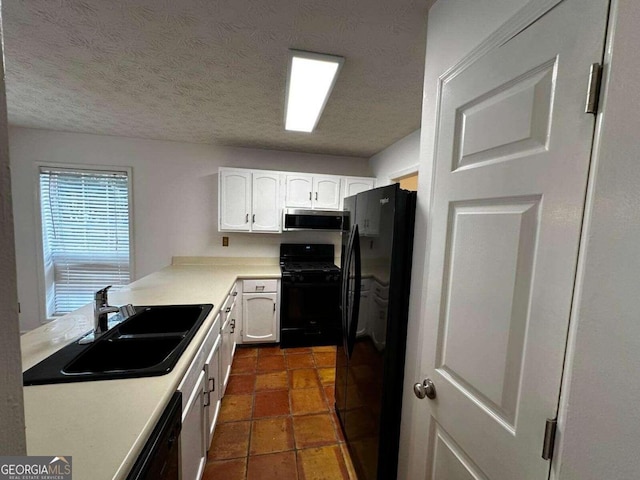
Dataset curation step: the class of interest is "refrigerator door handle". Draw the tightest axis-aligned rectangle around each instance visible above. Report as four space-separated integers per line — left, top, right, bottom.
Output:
341 226 356 355
347 225 361 357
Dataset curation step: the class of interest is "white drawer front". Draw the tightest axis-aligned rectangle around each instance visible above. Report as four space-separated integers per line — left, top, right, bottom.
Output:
243 279 278 293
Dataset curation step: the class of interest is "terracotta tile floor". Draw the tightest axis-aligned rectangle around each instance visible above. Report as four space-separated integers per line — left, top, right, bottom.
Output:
203 345 357 480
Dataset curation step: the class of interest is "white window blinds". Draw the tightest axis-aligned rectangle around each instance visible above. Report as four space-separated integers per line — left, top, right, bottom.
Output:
39 167 131 316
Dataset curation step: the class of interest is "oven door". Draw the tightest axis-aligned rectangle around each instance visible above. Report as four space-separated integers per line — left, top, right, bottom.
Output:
281 280 340 346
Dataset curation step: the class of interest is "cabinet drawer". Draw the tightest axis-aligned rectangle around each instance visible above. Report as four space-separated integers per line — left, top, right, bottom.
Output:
243 279 278 293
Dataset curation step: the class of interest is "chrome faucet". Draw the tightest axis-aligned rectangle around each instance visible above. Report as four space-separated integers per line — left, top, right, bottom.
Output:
79 286 135 344
94 285 120 335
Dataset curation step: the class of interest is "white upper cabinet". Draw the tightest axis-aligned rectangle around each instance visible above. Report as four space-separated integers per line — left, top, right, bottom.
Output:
219 168 281 233
252 172 281 231
220 167 375 232
219 169 251 231
285 174 313 208
313 176 341 210
285 174 342 210
343 177 376 199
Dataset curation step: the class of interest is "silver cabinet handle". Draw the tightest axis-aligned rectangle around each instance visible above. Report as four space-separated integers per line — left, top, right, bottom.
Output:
230 318 235 333
209 377 215 392
232 291 237 296
203 388 211 407
315 192 318 201
225 306 231 313
256 285 265 292
245 213 249 223
252 214 255 223
309 192 312 200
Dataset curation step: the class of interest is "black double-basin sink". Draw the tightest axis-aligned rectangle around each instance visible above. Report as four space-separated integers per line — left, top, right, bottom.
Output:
23 304 213 386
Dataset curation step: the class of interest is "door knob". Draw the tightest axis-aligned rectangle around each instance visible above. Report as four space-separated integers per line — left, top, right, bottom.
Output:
413 378 436 400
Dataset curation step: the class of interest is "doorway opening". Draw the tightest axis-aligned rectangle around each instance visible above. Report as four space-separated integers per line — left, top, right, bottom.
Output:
393 172 418 191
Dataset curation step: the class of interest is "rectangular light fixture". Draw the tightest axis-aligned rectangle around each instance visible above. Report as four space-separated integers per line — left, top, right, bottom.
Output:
285 50 344 133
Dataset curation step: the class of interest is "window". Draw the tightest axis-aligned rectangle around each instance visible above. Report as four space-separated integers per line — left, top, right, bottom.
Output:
39 166 131 317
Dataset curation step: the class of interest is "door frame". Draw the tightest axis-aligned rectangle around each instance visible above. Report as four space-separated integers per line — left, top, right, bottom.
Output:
388 164 419 184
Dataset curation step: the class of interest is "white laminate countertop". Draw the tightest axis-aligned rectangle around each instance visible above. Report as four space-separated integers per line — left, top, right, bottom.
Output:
21 261 281 480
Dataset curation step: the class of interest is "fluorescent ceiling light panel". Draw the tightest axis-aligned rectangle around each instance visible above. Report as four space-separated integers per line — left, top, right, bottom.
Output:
285 50 344 133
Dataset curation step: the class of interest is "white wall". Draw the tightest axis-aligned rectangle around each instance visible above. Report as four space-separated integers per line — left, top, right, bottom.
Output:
0 35 26 453
554 0 640 478
398 0 530 478
10 127 370 330
368 129 420 185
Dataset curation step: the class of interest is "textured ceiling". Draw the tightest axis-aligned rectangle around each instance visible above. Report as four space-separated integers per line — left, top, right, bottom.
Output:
2 0 428 157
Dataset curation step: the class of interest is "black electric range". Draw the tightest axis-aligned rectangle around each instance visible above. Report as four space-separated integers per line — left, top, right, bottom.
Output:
280 244 341 348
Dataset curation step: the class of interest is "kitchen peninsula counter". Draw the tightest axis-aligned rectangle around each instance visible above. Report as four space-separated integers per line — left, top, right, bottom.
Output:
20 258 280 480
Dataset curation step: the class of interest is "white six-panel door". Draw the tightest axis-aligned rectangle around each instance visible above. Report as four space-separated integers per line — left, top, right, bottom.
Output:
415 0 609 478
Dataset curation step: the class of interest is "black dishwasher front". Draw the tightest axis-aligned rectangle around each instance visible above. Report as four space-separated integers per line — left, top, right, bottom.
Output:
127 392 182 480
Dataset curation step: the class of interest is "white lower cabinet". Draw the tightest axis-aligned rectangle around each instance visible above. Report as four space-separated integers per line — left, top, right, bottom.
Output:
240 279 280 344
166 286 253 480
204 335 221 448
229 297 239 358
220 315 233 395
178 311 221 480
180 370 207 480
242 292 278 343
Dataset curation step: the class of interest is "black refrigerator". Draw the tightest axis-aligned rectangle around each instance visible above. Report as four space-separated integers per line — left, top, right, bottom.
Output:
335 183 416 480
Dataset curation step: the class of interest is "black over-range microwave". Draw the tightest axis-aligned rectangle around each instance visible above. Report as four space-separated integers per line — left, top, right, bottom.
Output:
282 209 344 231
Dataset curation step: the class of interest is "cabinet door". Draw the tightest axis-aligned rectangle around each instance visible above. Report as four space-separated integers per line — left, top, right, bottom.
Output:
230 283 243 346
220 169 251 231
205 336 221 449
242 293 278 343
313 175 341 210
228 299 238 356
285 174 313 208
181 371 206 480
220 318 233 395
252 172 281 232
344 177 375 198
